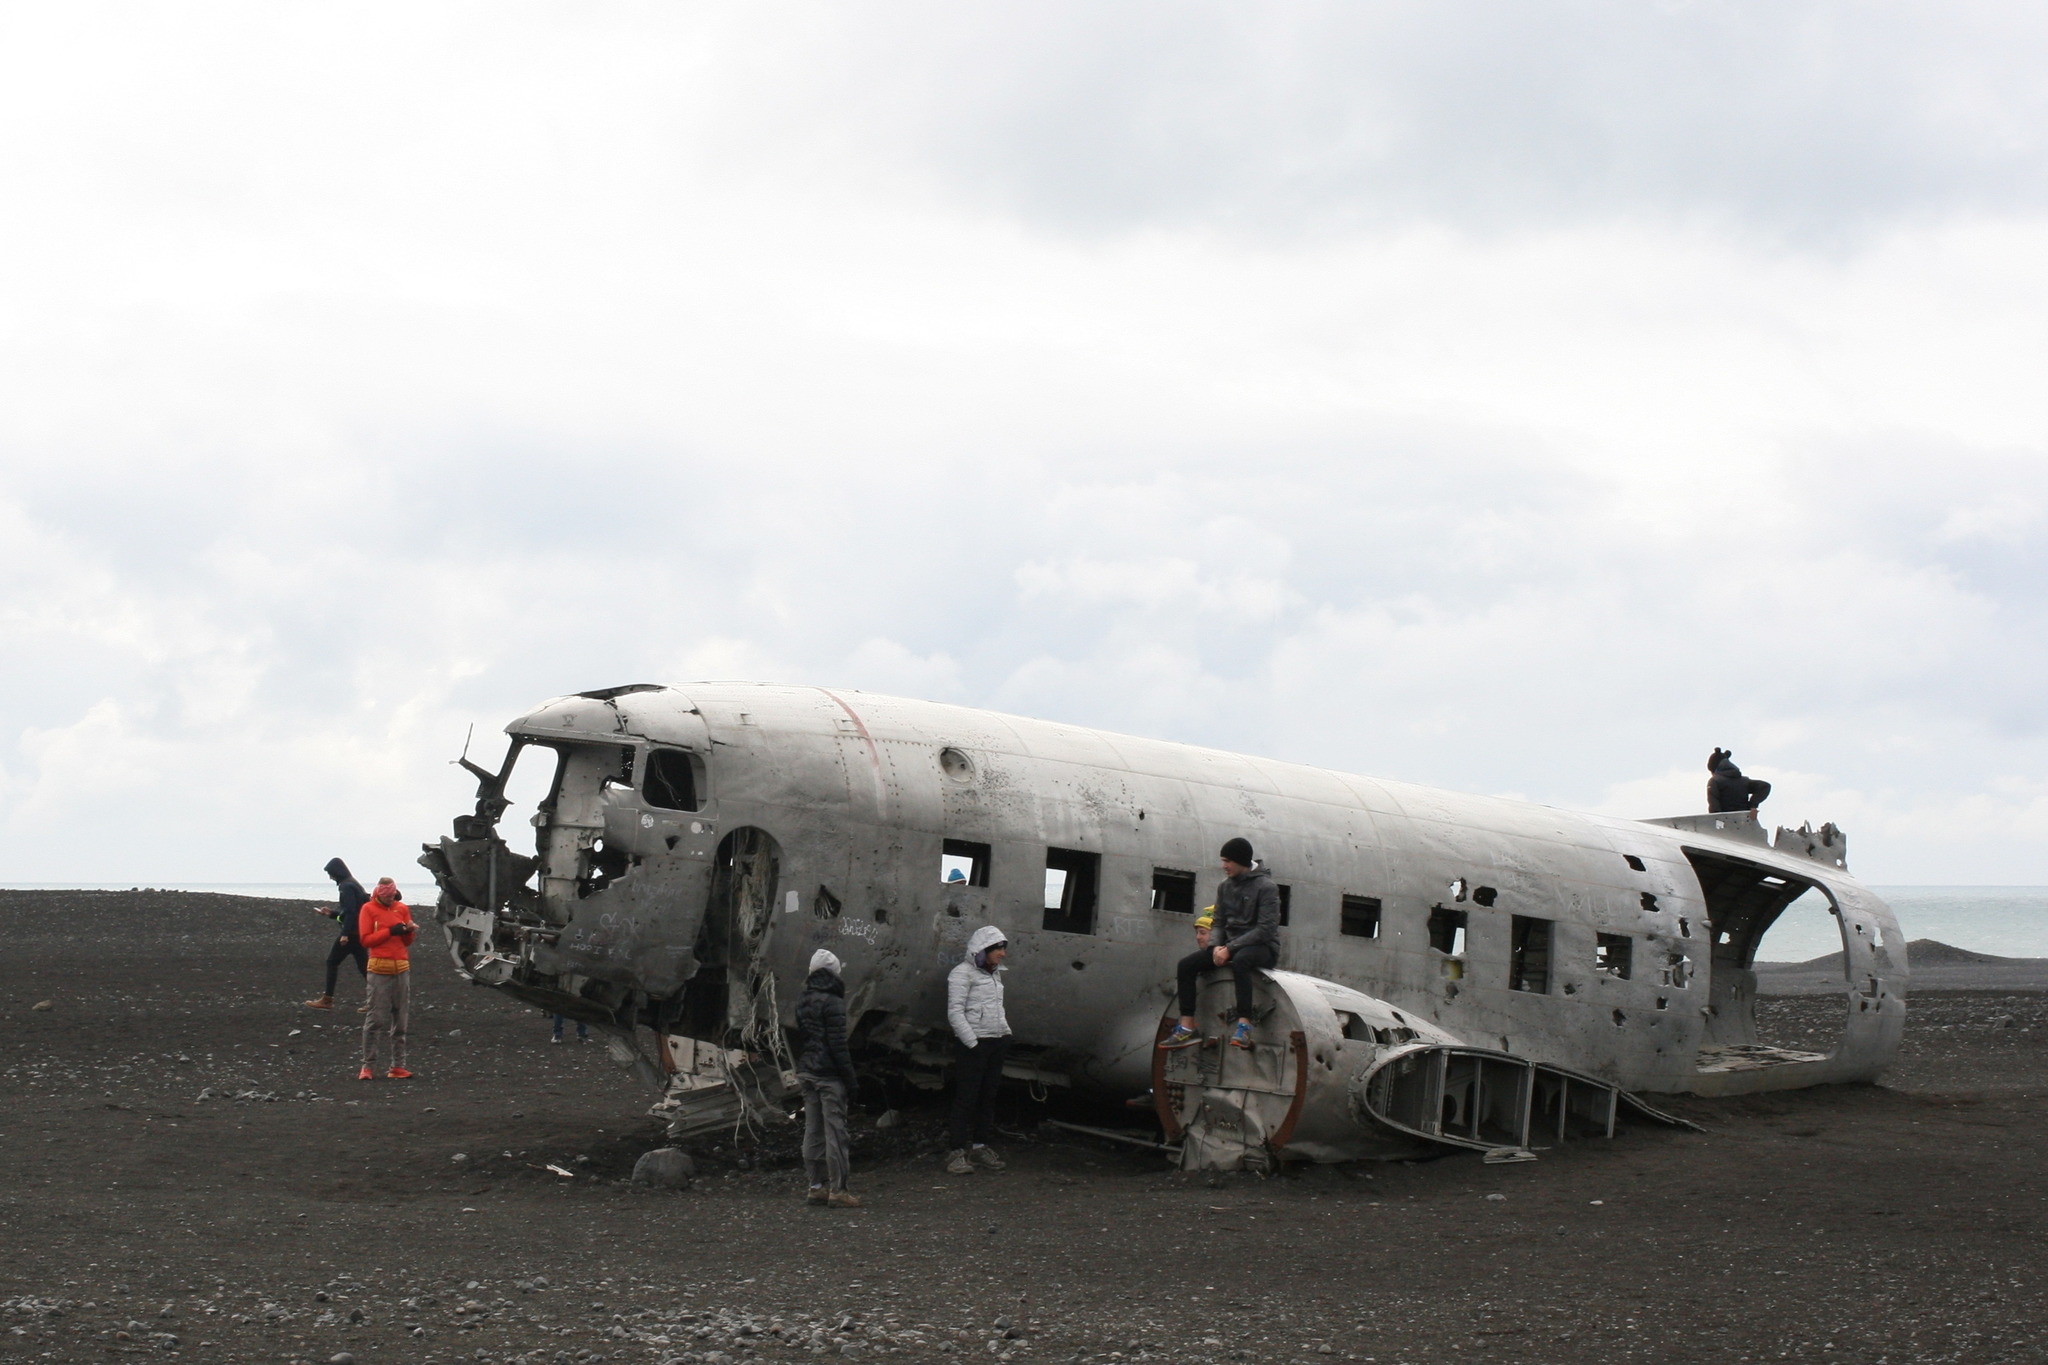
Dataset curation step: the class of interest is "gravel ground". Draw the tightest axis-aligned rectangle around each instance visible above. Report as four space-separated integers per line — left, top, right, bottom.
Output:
2 889 2045 1365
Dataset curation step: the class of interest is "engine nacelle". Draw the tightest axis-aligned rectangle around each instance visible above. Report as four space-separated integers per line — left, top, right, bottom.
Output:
1156 969 1690 1171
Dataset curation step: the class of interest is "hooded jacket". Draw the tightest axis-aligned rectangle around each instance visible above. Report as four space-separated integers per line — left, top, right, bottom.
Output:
322 858 369 947
946 925 1011 1048
359 896 415 968
794 968 857 1089
1214 862 1281 955
1707 751 1773 814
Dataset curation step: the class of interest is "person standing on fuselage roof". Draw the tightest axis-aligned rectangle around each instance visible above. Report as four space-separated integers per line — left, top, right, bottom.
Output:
944 925 1012 1176
1161 838 1281 1052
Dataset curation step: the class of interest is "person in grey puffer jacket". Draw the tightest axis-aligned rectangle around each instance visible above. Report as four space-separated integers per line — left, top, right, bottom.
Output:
1161 837 1281 1052
795 949 861 1207
944 924 1011 1175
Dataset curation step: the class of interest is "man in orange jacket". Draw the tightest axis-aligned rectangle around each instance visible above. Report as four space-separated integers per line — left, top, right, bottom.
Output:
358 877 418 1080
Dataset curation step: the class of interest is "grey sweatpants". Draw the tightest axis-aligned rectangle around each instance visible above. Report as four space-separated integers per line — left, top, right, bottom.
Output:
362 969 411 1068
798 1073 850 1192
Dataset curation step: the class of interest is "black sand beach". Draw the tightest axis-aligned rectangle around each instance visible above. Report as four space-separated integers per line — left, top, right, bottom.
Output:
2 889 2044 1365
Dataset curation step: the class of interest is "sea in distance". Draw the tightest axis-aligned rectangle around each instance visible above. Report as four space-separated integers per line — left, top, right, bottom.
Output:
4 881 2044 965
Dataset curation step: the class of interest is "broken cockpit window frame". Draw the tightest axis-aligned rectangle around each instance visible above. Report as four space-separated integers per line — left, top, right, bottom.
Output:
498 740 566 833
641 748 704 812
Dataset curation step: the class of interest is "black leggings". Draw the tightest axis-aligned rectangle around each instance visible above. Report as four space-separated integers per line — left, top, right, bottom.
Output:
324 938 368 996
949 1035 1009 1149
1176 942 1278 1021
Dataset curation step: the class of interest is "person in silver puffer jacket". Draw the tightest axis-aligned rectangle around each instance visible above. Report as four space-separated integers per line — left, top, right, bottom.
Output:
944 924 1012 1175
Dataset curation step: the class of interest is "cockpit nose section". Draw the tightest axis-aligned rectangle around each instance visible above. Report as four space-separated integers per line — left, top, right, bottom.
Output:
418 684 720 1007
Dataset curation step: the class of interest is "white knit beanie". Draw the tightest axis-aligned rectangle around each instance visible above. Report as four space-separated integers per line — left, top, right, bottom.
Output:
809 949 842 976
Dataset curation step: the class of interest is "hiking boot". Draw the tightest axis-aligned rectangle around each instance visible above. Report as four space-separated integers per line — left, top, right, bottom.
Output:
356 1066 374 1081
969 1145 1005 1171
1158 1023 1202 1049
304 994 334 1011
806 1186 828 1205
827 1190 863 1208
1229 1020 1255 1049
945 1149 975 1175
550 1035 563 1045
386 1067 414 1080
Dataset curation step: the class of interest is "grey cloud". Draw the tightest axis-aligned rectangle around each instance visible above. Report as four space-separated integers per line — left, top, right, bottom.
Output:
795 2 2048 245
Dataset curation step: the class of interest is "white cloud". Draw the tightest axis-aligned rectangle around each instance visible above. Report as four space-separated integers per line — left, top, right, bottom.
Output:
0 5 2045 884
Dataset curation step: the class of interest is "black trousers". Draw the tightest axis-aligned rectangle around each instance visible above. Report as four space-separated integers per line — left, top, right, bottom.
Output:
1176 942 1278 1021
949 1035 1009 1149
323 938 368 996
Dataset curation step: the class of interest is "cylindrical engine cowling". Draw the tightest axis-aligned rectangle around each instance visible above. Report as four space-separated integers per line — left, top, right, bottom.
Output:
1154 968 1460 1170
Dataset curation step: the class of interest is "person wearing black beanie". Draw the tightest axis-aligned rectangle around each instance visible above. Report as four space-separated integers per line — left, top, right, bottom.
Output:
1160 837 1281 1052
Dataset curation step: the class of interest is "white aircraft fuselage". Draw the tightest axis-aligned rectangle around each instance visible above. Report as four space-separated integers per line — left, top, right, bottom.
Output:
418 682 1903 1153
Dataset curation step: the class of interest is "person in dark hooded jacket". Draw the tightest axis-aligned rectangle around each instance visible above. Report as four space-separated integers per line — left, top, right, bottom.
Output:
305 857 369 1011
794 949 861 1207
1161 837 1281 1052
1707 749 1773 814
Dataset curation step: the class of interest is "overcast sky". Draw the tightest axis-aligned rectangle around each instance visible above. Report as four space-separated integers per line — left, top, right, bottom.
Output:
2 3 2045 886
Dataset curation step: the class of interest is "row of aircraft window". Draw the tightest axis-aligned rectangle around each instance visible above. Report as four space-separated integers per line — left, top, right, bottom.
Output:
938 840 1651 993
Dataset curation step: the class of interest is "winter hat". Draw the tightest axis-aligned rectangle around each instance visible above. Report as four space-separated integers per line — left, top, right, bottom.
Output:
1194 906 1215 929
809 949 842 976
1220 837 1255 866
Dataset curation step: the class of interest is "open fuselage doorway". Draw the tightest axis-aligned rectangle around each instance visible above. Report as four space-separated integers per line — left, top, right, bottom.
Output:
1684 849 1848 1073
676 827 782 1045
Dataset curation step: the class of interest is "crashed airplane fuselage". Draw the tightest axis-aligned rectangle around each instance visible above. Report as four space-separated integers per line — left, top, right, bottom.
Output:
418 683 1905 1166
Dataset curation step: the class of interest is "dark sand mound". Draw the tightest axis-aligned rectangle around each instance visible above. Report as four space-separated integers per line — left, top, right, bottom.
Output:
1757 939 2048 996
1758 938 2033 972
3 890 2047 1365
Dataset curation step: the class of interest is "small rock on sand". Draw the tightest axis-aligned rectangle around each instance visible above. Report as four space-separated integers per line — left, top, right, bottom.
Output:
32 1000 53 1011
632 1147 694 1188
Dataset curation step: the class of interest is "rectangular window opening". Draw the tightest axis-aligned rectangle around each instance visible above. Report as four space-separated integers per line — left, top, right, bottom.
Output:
641 748 703 812
1510 915 1553 994
1150 868 1196 915
1596 932 1633 980
940 839 992 888
1042 847 1099 936
1276 883 1292 927
1427 906 1468 956
1340 895 1382 940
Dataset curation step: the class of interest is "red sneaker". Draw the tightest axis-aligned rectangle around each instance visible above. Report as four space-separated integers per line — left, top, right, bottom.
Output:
356 1066 374 1081
385 1067 414 1080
